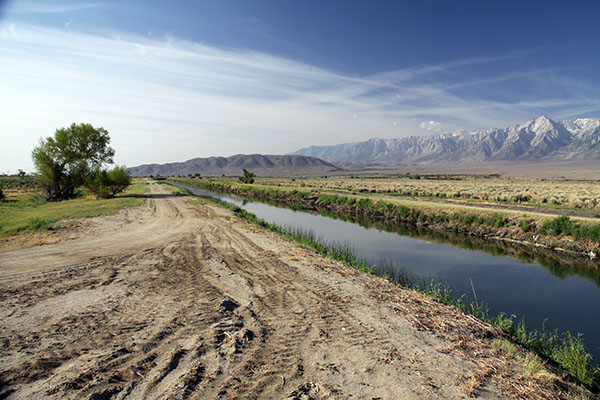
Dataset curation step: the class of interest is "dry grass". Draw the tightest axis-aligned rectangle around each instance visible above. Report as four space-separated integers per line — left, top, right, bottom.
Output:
370 281 596 399
257 176 600 211
492 339 554 383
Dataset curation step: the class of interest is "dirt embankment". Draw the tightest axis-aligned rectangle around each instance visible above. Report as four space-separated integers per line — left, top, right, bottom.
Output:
0 182 592 399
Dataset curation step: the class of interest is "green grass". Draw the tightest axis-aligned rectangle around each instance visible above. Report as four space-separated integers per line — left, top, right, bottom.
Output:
371 262 598 388
0 179 149 238
239 209 376 274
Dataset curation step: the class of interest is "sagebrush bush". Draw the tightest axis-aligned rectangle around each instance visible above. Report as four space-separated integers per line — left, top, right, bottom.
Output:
258 177 600 210
541 215 600 242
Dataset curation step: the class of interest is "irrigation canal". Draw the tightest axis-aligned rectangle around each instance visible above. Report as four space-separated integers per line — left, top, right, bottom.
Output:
172 182 600 361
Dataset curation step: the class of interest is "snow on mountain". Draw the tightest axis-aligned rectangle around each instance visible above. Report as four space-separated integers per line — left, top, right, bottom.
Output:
291 116 600 165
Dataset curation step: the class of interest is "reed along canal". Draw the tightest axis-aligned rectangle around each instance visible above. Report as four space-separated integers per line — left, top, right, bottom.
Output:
173 182 600 361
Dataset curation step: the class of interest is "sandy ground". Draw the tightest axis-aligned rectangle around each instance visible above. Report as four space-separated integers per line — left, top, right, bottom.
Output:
0 182 589 399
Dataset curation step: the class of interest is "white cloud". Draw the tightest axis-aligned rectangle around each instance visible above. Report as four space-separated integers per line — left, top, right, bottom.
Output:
0 23 598 172
9 1 103 14
420 120 442 131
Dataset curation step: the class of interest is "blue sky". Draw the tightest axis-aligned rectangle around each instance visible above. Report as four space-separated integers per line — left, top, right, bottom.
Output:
1 0 599 172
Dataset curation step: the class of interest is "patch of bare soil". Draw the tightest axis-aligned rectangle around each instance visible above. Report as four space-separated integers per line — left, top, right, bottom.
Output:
0 182 593 399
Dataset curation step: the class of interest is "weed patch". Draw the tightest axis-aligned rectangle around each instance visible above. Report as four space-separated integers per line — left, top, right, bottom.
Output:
26 217 55 231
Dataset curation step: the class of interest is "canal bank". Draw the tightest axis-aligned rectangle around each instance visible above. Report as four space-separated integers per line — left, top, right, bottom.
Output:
170 179 600 383
174 178 600 262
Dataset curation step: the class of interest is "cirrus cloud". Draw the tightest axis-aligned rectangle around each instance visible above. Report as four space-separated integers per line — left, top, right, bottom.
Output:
0 22 598 172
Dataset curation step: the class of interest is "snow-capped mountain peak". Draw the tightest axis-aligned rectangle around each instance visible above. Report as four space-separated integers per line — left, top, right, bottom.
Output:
291 116 600 165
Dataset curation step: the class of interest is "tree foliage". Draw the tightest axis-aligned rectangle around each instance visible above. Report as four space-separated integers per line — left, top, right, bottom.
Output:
106 166 132 196
239 168 256 184
87 166 132 199
32 123 116 200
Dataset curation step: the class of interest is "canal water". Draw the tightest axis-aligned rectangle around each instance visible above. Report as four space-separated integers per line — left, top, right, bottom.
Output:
173 182 600 361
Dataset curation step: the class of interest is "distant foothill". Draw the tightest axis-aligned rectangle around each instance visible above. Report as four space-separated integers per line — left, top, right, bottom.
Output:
128 116 599 177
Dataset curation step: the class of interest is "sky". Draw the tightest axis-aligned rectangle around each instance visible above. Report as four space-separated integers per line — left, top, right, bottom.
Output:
1 0 599 173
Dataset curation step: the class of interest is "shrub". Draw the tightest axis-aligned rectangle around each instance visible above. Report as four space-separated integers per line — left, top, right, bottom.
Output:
397 206 410 218
239 168 255 184
540 215 600 243
485 214 507 228
87 169 110 198
520 218 533 232
106 166 132 196
356 198 372 209
27 217 53 231
319 194 338 204
541 215 574 236
87 166 132 198
0 186 4 201
463 214 477 225
574 223 600 242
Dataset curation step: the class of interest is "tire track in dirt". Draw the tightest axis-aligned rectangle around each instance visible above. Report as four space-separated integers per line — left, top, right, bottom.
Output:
185 217 480 399
1 181 582 399
0 183 201 275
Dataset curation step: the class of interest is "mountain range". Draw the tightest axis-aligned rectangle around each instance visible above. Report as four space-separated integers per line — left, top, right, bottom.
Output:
291 116 600 165
128 154 340 177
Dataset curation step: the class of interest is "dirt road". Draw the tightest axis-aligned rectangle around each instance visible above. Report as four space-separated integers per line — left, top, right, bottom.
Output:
0 182 584 399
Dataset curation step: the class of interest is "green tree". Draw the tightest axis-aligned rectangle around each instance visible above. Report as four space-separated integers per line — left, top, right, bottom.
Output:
86 165 131 198
239 168 256 184
106 165 132 197
32 123 115 200
87 168 110 199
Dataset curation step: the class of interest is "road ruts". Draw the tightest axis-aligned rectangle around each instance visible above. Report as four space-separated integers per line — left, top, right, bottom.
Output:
0 182 512 399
